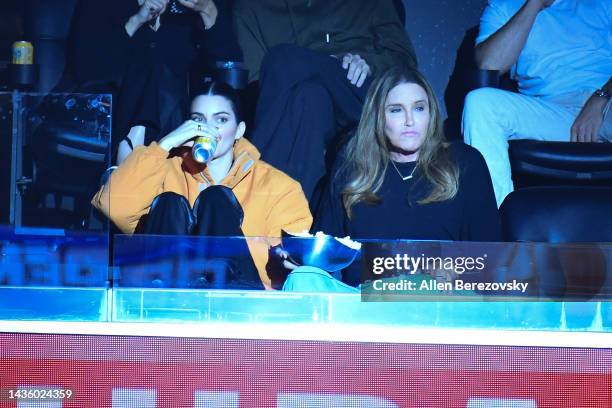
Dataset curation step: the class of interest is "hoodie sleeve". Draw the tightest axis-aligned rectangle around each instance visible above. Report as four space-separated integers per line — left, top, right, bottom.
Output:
266 178 313 237
91 143 171 233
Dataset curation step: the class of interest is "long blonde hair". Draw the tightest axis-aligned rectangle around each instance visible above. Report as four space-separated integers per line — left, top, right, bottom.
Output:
341 66 458 217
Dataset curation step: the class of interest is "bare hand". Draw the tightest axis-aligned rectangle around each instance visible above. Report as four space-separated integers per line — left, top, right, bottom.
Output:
342 53 370 88
135 0 169 24
158 120 219 151
570 96 607 143
178 0 218 29
528 0 555 11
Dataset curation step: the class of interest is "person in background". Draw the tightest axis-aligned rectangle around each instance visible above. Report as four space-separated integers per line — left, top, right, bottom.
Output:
314 66 500 244
463 0 612 206
233 0 417 203
61 0 243 164
92 82 312 289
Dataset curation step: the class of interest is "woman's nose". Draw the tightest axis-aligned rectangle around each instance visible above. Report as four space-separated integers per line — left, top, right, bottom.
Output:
404 113 414 127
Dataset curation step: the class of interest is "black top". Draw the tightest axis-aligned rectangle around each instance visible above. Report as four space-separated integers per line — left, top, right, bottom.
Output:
63 0 242 88
313 142 501 242
60 0 243 155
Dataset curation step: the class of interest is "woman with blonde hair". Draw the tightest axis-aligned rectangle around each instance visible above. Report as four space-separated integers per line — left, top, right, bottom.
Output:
314 66 500 243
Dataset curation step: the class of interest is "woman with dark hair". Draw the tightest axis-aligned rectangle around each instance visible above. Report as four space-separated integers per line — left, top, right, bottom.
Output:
62 0 242 164
314 66 500 242
92 82 312 289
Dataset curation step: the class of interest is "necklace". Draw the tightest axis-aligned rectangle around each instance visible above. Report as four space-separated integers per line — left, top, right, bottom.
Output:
390 160 417 181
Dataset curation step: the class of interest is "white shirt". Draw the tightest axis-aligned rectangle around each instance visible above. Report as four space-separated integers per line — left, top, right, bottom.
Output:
477 0 612 98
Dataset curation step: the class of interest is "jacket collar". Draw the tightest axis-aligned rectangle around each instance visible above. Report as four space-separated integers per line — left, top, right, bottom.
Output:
189 138 260 188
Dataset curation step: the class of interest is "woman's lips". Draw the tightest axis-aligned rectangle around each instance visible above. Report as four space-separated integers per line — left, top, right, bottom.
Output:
401 131 419 136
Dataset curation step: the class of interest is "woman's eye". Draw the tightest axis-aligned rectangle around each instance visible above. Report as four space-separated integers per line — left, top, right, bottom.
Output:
217 117 229 124
389 107 402 113
415 105 425 112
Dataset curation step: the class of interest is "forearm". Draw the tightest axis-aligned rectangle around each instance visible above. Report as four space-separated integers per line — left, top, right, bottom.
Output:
589 76 612 112
124 14 146 37
601 76 612 93
475 0 541 73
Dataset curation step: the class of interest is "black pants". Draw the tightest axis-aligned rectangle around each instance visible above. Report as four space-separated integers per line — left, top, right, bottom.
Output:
114 62 187 156
143 186 264 289
249 44 372 202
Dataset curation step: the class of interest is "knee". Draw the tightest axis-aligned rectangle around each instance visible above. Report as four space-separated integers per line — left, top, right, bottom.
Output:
261 43 306 77
463 87 502 118
150 191 189 212
294 80 330 105
194 185 242 212
463 88 507 143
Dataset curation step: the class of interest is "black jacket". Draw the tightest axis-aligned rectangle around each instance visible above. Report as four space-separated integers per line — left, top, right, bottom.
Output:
63 0 242 89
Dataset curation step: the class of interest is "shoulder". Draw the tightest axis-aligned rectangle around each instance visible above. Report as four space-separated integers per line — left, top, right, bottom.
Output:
253 159 305 195
447 141 484 162
446 142 490 176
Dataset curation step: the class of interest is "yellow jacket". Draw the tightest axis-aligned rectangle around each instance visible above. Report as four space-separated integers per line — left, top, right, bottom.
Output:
92 138 312 288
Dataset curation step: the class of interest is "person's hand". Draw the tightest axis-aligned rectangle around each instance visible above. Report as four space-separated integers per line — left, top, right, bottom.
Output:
178 0 218 29
570 95 608 143
134 0 169 24
158 120 219 151
528 0 555 11
342 53 370 88
273 246 300 271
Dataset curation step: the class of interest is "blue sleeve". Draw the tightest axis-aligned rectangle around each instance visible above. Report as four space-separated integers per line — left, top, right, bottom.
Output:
476 0 511 45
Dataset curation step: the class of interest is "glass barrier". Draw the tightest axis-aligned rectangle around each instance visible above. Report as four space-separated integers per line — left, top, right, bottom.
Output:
0 226 110 321
1 231 610 329
110 234 612 331
0 91 112 320
0 91 111 231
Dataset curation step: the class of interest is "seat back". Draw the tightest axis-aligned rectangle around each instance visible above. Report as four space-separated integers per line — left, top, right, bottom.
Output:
509 140 612 189
500 186 612 243
500 187 612 299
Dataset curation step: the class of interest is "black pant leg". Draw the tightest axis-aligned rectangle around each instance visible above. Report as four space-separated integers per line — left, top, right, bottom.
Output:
142 192 193 235
258 80 335 200
250 44 372 200
192 185 244 236
192 186 264 289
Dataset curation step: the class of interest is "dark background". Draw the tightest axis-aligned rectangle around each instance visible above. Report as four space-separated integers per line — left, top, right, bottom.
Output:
0 0 24 63
403 0 487 117
0 0 488 120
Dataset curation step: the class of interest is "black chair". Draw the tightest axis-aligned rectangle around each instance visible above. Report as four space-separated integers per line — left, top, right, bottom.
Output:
500 186 612 243
509 140 612 190
500 186 612 299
